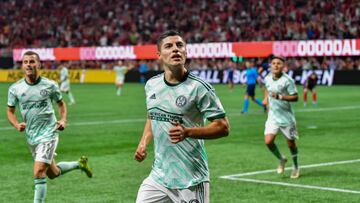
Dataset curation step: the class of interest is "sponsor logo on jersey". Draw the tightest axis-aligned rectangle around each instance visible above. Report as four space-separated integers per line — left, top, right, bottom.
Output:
176 96 187 107
40 89 50 97
150 93 156 99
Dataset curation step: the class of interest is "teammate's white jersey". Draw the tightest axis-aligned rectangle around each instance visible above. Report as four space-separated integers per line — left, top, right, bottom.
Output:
145 72 226 189
114 65 127 84
264 73 298 126
7 77 62 145
60 67 70 91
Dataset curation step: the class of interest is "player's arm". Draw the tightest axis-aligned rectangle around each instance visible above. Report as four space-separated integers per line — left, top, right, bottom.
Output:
7 106 26 132
169 117 229 144
56 100 67 131
134 116 153 162
271 92 298 102
263 89 269 106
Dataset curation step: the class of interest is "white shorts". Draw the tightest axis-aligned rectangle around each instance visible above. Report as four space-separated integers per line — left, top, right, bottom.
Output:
264 120 298 140
136 176 209 203
115 77 124 85
28 137 58 164
60 81 70 92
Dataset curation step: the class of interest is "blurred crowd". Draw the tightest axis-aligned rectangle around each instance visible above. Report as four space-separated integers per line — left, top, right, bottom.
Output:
0 0 359 48
26 56 360 71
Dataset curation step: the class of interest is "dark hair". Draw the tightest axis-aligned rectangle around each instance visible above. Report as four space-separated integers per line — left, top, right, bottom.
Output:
271 55 285 62
156 30 183 50
23 51 40 61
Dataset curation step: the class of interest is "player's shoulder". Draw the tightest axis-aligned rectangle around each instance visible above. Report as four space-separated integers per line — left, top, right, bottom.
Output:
9 78 25 90
41 77 58 86
187 72 214 91
145 72 163 87
282 73 295 83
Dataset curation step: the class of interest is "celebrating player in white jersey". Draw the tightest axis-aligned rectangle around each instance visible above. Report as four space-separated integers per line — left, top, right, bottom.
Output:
134 30 230 203
59 62 75 105
113 60 129 96
7 51 93 203
263 56 300 179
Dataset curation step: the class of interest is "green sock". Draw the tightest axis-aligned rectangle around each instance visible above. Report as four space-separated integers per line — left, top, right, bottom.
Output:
34 178 47 203
290 147 299 169
57 161 79 175
267 144 283 160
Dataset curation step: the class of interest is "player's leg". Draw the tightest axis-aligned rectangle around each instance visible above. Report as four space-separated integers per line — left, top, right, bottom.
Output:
264 121 287 174
67 90 76 105
251 95 266 110
281 125 300 178
34 161 50 203
312 88 317 105
241 93 249 113
136 177 172 203
116 83 123 96
303 87 308 106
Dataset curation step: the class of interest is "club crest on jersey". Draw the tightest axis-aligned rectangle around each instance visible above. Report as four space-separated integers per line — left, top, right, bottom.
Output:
40 89 50 97
175 95 187 107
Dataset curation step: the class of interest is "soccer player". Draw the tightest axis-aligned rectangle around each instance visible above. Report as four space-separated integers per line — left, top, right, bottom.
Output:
113 60 129 96
7 51 93 203
134 30 230 203
59 62 76 105
303 72 318 106
241 60 266 113
263 56 300 179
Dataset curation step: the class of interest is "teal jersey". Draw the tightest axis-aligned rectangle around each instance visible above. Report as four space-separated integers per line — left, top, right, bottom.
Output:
145 72 226 189
114 66 127 79
264 73 297 126
7 77 62 145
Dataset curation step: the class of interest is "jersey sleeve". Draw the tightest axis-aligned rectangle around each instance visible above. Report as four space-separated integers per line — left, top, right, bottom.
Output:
51 82 63 102
7 87 18 107
196 85 226 121
287 78 298 95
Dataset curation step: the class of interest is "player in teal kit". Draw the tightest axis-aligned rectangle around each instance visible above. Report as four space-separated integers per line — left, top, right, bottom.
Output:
7 51 93 203
134 30 230 203
263 56 300 179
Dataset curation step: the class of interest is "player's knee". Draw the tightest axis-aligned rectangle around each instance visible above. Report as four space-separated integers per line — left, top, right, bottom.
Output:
34 169 47 178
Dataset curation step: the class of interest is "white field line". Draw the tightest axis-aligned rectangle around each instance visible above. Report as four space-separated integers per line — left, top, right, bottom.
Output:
228 178 360 195
227 105 360 116
0 118 145 131
220 159 360 178
220 159 360 195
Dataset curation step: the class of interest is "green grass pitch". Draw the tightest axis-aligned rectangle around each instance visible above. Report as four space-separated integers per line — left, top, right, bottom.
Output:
0 82 359 202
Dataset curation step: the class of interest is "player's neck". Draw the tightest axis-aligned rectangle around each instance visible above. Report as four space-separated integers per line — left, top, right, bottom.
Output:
272 72 283 80
164 66 187 84
25 75 40 85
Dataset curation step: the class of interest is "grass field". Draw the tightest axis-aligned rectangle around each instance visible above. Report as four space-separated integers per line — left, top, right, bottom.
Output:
0 82 359 203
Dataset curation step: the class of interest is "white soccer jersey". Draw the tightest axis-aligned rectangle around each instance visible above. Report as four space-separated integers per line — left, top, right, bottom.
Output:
7 77 62 145
114 66 127 79
264 73 298 126
145 72 226 189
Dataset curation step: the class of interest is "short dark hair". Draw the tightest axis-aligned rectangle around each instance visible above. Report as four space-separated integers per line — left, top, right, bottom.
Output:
271 55 285 62
23 51 40 61
157 30 183 50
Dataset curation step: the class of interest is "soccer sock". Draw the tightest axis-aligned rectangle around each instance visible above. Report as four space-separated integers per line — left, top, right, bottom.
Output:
267 144 283 160
243 99 249 112
304 93 307 102
116 87 122 96
68 92 75 104
57 161 80 175
34 177 47 203
312 92 317 103
255 98 265 107
290 147 299 169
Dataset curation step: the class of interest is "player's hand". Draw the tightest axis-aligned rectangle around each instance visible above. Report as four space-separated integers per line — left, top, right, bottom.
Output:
56 119 66 131
169 121 187 144
134 144 147 162
271 92 279 99
16 122 26 132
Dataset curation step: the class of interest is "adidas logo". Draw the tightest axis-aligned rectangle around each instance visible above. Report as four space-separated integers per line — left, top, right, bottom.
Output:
150 94 156 99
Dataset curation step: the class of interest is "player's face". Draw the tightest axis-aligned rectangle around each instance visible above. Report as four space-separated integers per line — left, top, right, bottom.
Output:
158 36 187 68
270 58 284 75
22 55 40 77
